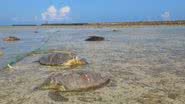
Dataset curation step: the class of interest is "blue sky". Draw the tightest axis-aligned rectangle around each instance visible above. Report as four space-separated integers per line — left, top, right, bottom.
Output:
0 0 185 25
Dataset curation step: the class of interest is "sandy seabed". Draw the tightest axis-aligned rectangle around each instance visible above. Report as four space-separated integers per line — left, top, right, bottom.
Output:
0 26 185 104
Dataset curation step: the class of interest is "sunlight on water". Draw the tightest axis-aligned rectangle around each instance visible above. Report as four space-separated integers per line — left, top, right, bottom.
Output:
0 26 185 104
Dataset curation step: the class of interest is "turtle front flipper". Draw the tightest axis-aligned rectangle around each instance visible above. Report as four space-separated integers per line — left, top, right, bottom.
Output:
32 77 55 92
33 76 68 92
48 91 69 102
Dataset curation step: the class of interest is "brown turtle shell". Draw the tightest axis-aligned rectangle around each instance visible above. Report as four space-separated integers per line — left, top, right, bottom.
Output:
39 53 74 66
40 71 110 92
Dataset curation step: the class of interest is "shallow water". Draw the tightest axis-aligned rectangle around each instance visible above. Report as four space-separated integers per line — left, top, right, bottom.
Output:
0 26 185 104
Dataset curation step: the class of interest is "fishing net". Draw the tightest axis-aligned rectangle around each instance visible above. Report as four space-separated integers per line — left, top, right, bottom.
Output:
0 29 59 70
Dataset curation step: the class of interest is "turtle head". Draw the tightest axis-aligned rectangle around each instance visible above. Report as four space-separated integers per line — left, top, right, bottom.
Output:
34 81 66 92
64 56 88 66
41 85 66 91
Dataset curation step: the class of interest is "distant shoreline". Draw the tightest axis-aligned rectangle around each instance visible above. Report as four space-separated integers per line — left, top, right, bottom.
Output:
10 20 185 27
12 24 37 26
41 20 185 26
1 20 185 28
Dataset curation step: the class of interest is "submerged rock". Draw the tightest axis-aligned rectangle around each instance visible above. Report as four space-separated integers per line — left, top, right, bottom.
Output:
85 36 104 41
3 36 20 42
39 53 87 66
37 70 110 92
0 50 3 56
112 29 119 32
34 31 39 33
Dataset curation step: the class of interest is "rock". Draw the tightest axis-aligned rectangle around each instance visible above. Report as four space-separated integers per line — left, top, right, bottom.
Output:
37 70 110 92
39 53 87 66
85 36 104 41
112 29 119 32
0 47 5 50
3 36 20 42
34 31 39 33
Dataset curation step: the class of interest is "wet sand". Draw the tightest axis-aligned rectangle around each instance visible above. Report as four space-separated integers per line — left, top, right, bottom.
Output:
0 26 185 104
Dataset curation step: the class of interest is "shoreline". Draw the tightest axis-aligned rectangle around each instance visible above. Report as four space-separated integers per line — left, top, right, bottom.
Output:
1 20 185 28
0 24 185 30
41 20 185 27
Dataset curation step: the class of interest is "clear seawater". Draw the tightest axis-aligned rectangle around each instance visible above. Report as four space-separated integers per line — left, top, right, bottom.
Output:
0 26 185 104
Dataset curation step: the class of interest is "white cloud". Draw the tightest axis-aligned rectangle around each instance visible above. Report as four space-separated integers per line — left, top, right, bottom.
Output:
47 5 57 18
161 11 171 21
60 6 71 17
42 5 71 21
41 5 57 20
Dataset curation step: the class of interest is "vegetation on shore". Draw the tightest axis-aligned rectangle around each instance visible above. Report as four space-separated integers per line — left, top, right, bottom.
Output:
11 20 185 27
41 20 185 26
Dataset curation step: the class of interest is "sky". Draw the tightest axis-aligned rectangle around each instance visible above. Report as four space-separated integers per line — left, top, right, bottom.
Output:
0 0 185 25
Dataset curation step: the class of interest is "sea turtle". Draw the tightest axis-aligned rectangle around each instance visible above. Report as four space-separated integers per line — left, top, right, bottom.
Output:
85 36 104 41
36 70 110 92
3 36 20 42
39 53 87 66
